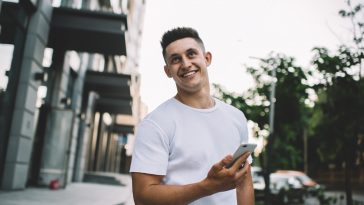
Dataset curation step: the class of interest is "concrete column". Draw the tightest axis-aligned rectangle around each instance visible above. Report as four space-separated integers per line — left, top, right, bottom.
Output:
73 91 98 181
66 53 88 183
37 49 71 187
1 0 53 190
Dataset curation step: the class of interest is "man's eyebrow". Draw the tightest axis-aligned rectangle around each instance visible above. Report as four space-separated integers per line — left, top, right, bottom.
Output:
167 53 180 61
186 48 198 53
166 47 199 61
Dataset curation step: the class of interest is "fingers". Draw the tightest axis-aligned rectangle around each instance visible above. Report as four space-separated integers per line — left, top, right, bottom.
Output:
235 163 251 186
230 151 251 171
236 161 251 177
222 155 233 166
212 155 233 172
207 155 251 191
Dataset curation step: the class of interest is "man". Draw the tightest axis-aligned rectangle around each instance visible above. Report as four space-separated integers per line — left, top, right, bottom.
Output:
130 27 254 205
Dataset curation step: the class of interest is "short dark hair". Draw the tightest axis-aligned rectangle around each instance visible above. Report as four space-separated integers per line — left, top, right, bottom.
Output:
160 27 205 58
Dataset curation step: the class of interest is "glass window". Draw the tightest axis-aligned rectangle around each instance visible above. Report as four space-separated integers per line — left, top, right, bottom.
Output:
2 0 40 7
0 44 14 92
2 0 19 3
42 48 53 68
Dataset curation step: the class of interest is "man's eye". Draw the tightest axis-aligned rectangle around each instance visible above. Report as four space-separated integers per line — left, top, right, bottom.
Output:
187 52 196 57
171 58 180 64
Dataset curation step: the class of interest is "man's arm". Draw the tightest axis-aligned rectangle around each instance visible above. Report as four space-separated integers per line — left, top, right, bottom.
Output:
132 173 210 205
236 164 255 205
132 152 251 205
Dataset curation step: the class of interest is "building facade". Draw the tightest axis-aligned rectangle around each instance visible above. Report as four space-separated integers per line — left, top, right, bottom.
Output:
0 0 146 190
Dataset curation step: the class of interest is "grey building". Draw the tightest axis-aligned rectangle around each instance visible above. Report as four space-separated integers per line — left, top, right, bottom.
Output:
0 0 145 190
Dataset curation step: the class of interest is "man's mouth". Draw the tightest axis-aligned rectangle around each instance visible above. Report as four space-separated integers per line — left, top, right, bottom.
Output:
181 70 198 78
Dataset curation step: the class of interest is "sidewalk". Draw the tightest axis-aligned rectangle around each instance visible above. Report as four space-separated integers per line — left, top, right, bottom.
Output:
0 174 134 205
324 190 364 205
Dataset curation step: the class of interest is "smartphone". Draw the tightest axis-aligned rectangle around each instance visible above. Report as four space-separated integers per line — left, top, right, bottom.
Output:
225 143 257 168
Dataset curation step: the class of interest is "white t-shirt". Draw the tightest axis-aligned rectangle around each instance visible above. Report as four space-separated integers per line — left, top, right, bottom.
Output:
130 97 250 205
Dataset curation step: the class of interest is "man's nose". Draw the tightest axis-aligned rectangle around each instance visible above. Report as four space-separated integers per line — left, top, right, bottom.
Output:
181 56 192 68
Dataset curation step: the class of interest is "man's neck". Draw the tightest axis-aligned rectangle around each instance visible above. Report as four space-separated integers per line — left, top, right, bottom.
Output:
175 91 215 109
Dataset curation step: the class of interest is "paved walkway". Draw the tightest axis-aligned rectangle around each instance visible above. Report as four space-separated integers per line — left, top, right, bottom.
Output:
324 191 364 205
0 174 134 205
1 173 363 205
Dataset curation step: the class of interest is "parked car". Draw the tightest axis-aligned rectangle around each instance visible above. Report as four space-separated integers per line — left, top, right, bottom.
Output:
251 168 322 204
270 172 306 204
274 170 322 196
251 166 265 200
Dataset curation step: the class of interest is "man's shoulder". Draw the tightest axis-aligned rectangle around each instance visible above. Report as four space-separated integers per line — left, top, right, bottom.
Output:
142 98 178 124
146 98 176 115
137 98 178 137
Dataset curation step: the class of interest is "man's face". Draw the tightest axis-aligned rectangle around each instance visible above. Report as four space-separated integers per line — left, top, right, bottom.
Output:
163 37 212 94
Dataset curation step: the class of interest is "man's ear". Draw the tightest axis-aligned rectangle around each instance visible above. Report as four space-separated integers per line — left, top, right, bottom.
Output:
164 66 172 78
205 51 212 66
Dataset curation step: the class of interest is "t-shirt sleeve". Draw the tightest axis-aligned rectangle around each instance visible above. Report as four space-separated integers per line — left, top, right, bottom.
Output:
129 119 170 175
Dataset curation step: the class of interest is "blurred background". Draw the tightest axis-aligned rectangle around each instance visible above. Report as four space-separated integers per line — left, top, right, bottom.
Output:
0 0 363 204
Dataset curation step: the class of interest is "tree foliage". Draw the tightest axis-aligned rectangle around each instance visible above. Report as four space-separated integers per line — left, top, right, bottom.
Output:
308 46 364 169
214 54 311 170
308 2 364 202
213 2 364 193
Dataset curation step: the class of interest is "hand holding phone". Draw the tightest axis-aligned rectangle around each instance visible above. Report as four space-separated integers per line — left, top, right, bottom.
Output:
225 143 257 168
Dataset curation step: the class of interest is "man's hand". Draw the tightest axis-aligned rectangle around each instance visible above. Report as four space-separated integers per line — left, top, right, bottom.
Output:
131 153 253 205
201 152 251 194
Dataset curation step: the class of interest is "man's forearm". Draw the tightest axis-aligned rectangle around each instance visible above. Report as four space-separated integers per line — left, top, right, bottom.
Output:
236 185 254 205
236 164 254 205
134 180 212 205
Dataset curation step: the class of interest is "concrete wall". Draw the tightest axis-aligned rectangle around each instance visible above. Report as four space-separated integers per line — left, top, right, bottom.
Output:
1 0 53 190
1 0 145 189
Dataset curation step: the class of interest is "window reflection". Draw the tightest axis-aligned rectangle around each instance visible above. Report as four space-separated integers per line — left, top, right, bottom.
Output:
1 0 19 3
0 44 14 91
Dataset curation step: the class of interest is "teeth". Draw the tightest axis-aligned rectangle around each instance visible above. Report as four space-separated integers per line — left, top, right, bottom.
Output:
183 70 196 77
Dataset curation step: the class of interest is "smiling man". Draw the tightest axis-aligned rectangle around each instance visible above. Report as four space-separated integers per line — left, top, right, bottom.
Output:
130 27 254 205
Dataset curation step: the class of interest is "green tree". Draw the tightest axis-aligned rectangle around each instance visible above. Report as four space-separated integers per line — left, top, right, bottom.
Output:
214 1 364 204
308 1 364 204
310 47 364 205
214 54 311 171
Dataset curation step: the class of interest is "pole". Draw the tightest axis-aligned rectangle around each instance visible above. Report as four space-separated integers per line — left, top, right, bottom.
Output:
264 67 276 205
304 129 308 174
